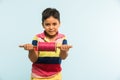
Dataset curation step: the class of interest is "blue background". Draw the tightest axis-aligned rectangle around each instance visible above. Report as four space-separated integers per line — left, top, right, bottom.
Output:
0 0 120 80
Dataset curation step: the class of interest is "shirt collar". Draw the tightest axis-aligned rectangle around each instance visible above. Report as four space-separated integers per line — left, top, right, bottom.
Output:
37 31 65 40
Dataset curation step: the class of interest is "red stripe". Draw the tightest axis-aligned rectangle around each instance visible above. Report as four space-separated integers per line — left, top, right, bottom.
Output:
32 64 61 77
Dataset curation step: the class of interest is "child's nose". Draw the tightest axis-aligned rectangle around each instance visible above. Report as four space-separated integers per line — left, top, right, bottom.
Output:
49 25 54 29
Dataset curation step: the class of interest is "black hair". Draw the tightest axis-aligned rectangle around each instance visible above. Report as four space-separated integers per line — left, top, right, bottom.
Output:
42 8 60 23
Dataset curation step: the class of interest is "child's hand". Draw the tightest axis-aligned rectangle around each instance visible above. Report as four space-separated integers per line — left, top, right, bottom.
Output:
58 45 72 52
19 44 34 51
58 45 72 59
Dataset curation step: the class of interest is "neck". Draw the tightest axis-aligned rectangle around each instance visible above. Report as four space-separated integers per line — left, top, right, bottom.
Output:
44 31 58 39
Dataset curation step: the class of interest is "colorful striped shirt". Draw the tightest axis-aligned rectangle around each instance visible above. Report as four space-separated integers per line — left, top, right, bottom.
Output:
31 32 67 78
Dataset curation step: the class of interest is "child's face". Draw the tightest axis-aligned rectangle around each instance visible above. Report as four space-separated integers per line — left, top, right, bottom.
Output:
42 16 60 37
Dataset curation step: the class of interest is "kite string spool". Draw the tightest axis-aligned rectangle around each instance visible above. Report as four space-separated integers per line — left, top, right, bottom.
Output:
37 42 56 51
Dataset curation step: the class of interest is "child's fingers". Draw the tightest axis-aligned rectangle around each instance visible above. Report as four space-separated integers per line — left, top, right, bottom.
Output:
19 44 33 51
69 45 72 48
19 45 24 48
57 45 72 49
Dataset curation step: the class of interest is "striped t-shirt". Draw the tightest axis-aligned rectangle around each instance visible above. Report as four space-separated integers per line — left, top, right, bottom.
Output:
31 32 67 78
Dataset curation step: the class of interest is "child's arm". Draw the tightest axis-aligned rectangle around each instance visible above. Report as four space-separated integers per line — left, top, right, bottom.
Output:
28 49 38 63
20 44 38 63
59 45 72 60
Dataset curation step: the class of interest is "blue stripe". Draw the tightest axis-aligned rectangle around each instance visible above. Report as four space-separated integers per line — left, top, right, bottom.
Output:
35 57 62 64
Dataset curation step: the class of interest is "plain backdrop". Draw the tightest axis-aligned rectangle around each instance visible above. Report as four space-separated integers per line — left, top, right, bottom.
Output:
0 0 120 80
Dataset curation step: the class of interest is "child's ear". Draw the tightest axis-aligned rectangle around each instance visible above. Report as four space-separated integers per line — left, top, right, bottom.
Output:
42 23 43 26
59 22 61 27
42 23 45 28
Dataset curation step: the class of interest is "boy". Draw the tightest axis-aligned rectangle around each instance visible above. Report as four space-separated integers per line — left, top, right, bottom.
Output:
20 8 72 80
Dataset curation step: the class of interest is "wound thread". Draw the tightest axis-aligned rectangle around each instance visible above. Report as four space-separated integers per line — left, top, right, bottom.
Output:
32 40 38 46
37 42 56 51
62 39 67 44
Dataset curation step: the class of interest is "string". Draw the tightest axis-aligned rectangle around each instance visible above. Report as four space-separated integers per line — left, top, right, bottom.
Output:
37 42 56 51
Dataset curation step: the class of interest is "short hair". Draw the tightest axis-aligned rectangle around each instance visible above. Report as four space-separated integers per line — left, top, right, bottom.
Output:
42 8 60 23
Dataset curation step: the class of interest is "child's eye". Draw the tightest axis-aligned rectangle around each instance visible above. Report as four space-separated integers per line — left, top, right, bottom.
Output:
53 23 57 26
45 23 50 26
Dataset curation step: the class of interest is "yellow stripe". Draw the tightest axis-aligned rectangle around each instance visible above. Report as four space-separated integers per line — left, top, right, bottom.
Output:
63 36 66 40
33 36 38 40
38 48 60 57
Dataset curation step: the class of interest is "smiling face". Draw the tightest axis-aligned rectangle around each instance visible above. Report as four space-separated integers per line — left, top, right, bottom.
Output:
42 16 60 38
